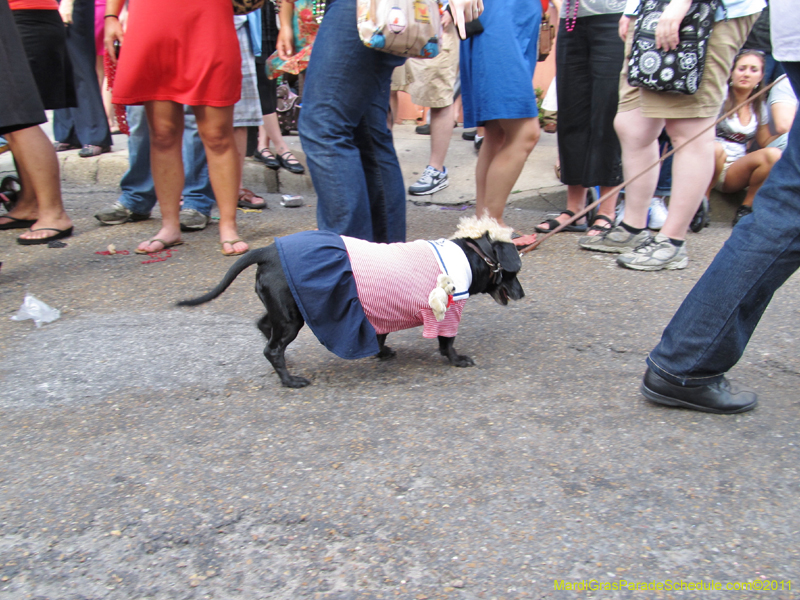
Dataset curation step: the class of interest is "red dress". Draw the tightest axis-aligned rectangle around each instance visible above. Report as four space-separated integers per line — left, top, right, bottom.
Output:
112 0 241 107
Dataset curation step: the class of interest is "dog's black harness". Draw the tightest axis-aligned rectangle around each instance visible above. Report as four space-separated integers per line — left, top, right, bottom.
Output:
464 238 503 285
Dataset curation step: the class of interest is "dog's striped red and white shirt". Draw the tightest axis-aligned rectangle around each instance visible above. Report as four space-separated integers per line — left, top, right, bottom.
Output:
342 236 471 338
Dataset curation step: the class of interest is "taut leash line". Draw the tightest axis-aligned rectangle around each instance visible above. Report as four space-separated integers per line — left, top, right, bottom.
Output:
518 75 787 255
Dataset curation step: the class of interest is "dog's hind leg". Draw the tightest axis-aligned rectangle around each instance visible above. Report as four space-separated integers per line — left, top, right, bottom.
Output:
262 317 310 388
375 333 396 360
438 336 475 367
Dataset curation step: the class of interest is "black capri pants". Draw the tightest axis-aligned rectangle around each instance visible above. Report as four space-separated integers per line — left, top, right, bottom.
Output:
556 13 624 188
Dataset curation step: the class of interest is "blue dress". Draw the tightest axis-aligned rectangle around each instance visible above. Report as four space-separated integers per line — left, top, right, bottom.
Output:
459 0 542 128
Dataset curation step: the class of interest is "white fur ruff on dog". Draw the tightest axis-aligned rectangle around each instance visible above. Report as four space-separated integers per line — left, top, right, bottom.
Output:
450 216 514 243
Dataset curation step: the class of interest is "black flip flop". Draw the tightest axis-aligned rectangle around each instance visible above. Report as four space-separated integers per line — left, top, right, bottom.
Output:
534 210 587 233
17 226 73 246
0 215 37 230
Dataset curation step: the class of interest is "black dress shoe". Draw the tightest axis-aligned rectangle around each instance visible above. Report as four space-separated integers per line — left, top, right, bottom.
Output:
641 368 758 414
462 129 477 141
415 124 430 135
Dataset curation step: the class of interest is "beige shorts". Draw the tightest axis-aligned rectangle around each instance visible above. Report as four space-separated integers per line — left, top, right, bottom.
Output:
618 12 760 119
389 26 459 108
713 156 735 192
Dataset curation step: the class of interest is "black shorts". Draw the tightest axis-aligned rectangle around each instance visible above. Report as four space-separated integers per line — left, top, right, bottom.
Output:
256 61 277 116
0 3 46 135
13 8 77 111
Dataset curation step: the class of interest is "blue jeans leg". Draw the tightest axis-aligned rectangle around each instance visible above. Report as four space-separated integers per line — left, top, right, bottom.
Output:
118 105 157 214
181 107 214 216
647 62 800 386
52 0 111 148
298 0 406 243
119 106 214 215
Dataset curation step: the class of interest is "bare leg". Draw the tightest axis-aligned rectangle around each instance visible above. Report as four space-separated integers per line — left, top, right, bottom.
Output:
3 126 73 240
475 117 540 226
234 126 248 189
660 116 716 240
138 100 184 253
193 104 248 255
614 107 664 230
263 112 294 157
721 147 782 207
428 104 455 171
388 90 399 130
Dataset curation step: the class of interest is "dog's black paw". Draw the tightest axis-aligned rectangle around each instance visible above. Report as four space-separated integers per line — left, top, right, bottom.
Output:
375 346 397 360
281 375 311 388
450 354 475 368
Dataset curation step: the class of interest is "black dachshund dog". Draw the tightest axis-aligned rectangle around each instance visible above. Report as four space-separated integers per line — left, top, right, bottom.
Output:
178 217 524 387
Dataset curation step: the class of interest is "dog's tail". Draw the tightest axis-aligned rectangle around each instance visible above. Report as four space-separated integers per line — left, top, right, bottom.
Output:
177 247 272 307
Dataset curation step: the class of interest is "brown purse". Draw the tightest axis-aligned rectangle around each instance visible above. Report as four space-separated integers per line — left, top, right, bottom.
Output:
232 0 265 16
538 14 555 62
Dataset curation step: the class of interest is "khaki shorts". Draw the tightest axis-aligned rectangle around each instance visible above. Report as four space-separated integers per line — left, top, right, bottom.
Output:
389 26 459 108
618 12 760 119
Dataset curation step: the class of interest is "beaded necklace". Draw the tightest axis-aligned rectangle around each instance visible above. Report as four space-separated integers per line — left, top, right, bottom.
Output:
564 0 579 32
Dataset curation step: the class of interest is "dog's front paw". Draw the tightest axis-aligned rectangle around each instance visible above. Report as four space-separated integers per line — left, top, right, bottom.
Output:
450 354 475 368
375 345 396 360
281 375 311 388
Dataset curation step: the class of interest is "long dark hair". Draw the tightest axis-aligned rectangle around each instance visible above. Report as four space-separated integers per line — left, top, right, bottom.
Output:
723 49 767 126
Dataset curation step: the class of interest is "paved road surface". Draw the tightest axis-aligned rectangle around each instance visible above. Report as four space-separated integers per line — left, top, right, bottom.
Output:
0 178 798 598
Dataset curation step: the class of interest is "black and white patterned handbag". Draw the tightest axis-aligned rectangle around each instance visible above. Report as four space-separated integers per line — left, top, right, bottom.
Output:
627 0 722 95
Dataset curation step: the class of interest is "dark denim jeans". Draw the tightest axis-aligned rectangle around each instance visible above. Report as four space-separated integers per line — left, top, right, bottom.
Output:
118 105 215 216
298 0 406 243
647 62 800 386
52 0 111 148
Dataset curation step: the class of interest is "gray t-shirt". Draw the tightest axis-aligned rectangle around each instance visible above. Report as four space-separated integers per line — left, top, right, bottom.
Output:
560 0 626 18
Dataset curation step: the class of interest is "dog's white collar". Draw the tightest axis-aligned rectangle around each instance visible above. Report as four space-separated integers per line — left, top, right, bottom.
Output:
426 239 472 300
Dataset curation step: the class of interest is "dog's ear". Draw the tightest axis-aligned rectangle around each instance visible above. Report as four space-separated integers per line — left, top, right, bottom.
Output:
494 241 522 273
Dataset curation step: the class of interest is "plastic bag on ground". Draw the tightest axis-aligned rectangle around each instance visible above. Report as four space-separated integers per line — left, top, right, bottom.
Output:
10 294 60 327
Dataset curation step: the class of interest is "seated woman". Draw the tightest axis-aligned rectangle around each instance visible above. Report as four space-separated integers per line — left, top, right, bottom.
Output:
708 50 782 227
765 75 797 152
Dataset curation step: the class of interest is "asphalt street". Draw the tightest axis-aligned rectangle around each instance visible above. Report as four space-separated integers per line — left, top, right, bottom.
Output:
1 135 799 599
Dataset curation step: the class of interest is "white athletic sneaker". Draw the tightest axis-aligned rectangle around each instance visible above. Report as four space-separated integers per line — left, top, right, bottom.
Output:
408 165 449 195
648 196 669 230
617 233 689 271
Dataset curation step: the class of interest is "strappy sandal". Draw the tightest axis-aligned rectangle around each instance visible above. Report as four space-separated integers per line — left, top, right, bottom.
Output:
278 151 305 175
534 210 587 233
255 147 280 169
586 214 615 236
238 188 267 209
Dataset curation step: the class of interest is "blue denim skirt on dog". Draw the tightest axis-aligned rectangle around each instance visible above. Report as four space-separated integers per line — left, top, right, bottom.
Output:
275 230 380 359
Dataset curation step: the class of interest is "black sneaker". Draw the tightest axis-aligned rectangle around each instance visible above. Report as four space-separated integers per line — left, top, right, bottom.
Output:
732 205 752 227
462 129 477 141
689 196 710 232
408 165 449 195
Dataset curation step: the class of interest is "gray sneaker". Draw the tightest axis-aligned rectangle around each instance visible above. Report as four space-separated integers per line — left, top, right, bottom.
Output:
180 209 210 231
579 224 652 253
408 165 449 195
94 200 150 226
617 233 689 271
